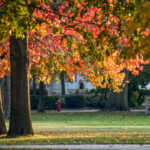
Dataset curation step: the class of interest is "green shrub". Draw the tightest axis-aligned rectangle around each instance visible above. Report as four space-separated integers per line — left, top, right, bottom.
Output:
30 95 61 110
30 95 39 109
85 96 98 108
65 95 86 108
85 95 107 109
86 87 108 109
44 96 59 110
128 91 139 107
128 91 145 108
141 90 150 96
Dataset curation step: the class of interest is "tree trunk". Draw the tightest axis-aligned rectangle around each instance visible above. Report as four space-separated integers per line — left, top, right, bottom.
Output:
61 71 65 96
32 75 36 95
8 33 34 136
2 76 11 119
37 81 45 112
0 79 7 135
106 70 129 111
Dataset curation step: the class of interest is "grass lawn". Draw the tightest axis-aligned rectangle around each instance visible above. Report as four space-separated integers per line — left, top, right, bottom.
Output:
1 111 150 145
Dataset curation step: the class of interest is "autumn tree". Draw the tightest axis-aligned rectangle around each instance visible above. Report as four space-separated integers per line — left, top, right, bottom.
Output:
0 0 36 135
106 0 150 110
0 43 9 134
0 0 149 136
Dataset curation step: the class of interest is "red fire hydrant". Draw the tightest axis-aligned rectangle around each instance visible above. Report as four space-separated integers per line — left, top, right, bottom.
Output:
56 99 61 112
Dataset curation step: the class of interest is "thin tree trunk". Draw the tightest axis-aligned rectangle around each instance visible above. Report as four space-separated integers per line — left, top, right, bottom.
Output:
61 71 65 96
32 75 36 95
107 70 129 111
0 79 7 135
2 76 11 119
37 81 45 112
8 33 34 136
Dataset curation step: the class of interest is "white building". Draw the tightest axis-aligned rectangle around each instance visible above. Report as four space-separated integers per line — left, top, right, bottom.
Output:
45 74 95 96
146 83 150 89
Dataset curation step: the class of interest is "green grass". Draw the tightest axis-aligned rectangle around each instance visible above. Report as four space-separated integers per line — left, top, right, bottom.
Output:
32 111 150 126
1 111 150 145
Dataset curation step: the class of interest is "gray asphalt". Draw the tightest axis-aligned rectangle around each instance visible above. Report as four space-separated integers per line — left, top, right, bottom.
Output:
46 109 145 113
0 145 150 150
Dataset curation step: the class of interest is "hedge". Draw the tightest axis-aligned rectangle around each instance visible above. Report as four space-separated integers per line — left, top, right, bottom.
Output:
30 95 39 109
44 96 59 110
85 96 107 109
30 95 59 110
65 95 86 108
31 94 108 110
141 90 150 96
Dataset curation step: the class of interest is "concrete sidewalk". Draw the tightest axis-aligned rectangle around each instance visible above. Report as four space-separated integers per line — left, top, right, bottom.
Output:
45 109 145 113
60 109 100 112
0 144 150 150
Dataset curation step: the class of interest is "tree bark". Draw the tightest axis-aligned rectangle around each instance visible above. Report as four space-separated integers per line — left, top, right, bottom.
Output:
2 76 11 119
32 75 36 95
37 81 45 112
8 33 34 136
106 70 129 111
0 79 7 135
61 71 65 96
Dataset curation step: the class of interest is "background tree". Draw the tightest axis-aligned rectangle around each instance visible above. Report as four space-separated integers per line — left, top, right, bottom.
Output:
32 75 37 95
2 76 11 119
60 71 66 96
107 70 129 110
0 79 7 135
128 64 150 107
37 81 45 112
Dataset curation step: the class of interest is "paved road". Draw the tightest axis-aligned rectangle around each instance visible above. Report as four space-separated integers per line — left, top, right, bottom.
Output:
0 145 150 150
47 109 145 113
60 109 100 112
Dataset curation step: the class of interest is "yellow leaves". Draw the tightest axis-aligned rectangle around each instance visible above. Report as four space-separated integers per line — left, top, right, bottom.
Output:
125 2 149 59
56 78 60 84
137 28 141 33
133 36 139 42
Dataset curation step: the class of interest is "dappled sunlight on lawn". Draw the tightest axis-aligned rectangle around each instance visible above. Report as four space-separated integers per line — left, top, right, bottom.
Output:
2 111 150 145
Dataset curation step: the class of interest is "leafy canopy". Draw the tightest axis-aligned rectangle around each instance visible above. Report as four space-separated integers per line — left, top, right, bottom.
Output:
0 0 149 91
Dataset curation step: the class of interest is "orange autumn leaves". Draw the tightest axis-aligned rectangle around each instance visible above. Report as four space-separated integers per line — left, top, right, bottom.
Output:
0 0 149 91
0 42 10 78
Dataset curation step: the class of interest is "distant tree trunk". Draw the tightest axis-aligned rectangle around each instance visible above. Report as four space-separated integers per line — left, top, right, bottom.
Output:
32 75 36 95
0 79 7 135
8 33 34 136
2 76 11 119
61 71 65 96
37 81 45 112
106 70 129 111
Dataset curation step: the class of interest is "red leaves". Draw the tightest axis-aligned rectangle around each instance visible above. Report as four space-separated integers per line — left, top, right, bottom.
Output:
0 42 10 79
142 28 150 36
0 0 148 91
